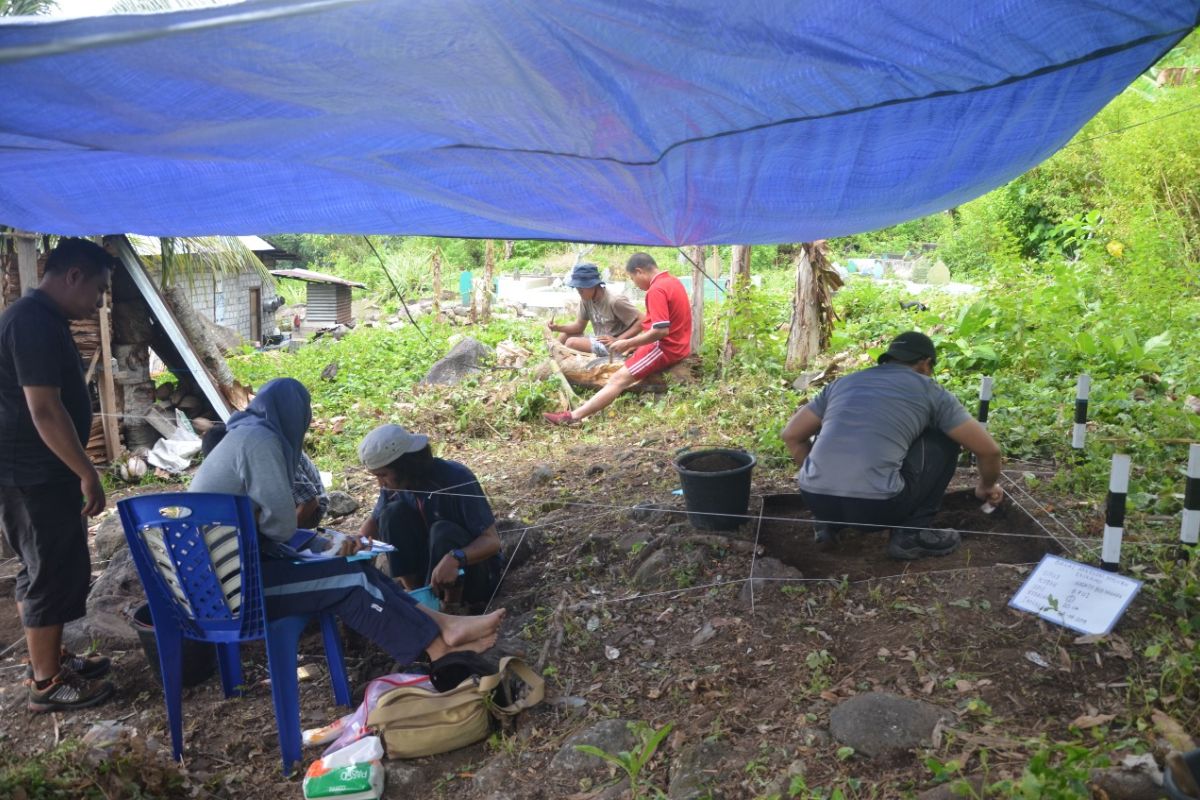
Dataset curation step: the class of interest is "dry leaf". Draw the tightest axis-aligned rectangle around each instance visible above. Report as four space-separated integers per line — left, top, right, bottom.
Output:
1152 710 1197 751
955 680 975 693
1070 713 1115 729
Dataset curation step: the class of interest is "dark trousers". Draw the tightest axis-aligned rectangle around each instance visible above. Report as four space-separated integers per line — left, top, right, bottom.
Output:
0 481 90 627
801 428 961 532
260 556 440 665
377 501 499 606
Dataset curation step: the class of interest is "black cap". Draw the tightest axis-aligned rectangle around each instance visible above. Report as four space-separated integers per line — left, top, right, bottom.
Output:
878 331 936 365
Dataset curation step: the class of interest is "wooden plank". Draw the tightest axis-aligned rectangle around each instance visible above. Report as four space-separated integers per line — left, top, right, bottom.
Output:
14 230 38 295
97 296 122 462
111 236 232 422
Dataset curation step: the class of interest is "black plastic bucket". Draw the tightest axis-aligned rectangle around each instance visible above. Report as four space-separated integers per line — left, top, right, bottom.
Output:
675 448 756 531
131 603 218 689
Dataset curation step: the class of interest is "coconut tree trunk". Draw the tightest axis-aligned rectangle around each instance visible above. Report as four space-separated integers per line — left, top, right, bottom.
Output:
480 240 495 323
163 284 236 388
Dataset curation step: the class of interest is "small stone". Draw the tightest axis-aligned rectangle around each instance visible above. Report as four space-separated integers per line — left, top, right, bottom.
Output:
549 719 637 777
739 557 803 606
531 465 555 485
668 739 725 800
325 491 360 518
1088 764 1165 800
586 464 608 477
829 692 954 758
629 502 669 524
472 755 511 796
632 548 672 588
384 761 424 792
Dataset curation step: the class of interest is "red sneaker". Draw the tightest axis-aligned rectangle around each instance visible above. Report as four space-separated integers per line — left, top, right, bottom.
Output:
543 411 578 425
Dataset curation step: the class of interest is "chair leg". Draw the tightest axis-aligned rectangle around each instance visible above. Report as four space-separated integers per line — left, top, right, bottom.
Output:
215 642 244 698
265 615 307 774
318 613 352 707
154 623 186 761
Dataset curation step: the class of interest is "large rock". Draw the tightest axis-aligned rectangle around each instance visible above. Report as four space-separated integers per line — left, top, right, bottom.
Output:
549 719 637 777
829 693 953 758
326 491 360 518
63 547 145 651
92 513 128 561
498 523 541 571
421 337 491 385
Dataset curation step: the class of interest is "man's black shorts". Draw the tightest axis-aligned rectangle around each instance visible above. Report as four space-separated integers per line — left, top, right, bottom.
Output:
0 481 90 627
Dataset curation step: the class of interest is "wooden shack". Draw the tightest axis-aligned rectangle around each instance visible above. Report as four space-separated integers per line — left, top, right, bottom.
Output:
271 268 365 327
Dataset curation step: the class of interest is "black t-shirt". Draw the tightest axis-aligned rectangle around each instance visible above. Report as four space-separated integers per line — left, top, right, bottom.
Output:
0 290 92 486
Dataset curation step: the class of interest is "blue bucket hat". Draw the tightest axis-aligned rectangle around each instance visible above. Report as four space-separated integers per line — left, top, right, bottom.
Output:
566 262 603 289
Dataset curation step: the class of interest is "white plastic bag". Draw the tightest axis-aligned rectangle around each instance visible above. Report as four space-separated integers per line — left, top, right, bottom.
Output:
303 736 384 800
316 673 432 756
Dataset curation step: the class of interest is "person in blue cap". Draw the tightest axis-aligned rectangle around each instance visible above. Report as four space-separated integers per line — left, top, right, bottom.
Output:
548 263 644 358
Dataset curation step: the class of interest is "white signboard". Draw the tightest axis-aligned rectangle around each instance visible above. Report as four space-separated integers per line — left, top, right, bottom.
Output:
1009 554 1141 636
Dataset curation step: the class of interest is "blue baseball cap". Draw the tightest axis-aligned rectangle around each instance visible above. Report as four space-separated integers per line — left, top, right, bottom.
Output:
566 263 603 288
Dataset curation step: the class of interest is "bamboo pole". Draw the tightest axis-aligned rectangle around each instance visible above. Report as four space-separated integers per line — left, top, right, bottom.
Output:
481 240 495 324
97 295 122 462
690 245 705 352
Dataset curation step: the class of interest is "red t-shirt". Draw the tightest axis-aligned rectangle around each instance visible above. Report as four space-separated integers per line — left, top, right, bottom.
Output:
642 271 692 361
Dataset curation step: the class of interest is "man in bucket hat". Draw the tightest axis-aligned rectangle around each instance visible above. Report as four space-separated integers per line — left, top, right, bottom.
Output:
781 331 1004 560
548 262 644 358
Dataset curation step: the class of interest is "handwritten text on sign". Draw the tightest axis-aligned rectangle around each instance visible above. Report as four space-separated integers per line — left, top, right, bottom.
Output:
1009 554 1141 636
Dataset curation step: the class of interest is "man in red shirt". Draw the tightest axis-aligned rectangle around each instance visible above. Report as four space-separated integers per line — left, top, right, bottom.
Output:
545 252 691 424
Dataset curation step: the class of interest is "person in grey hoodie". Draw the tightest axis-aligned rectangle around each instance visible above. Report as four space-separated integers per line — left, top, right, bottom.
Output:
190 378 504 662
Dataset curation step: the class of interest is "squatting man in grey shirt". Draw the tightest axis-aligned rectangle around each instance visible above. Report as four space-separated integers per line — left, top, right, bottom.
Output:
781 331 1004 560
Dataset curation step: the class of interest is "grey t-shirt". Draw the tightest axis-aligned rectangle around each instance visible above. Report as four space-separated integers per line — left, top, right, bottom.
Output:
580 289 641 338
797 363 972 500
190 426 297 543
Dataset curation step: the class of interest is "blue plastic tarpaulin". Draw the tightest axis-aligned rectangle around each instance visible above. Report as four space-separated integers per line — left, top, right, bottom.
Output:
1 1 1197 243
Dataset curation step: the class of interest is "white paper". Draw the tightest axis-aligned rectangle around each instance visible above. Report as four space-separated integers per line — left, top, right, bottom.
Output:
1009 554 1141 635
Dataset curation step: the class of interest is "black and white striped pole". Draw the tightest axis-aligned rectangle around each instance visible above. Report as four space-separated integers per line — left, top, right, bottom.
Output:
1071 374 1091 455
1101 454 1130 572
1182 443 1200 558
977 377 993 427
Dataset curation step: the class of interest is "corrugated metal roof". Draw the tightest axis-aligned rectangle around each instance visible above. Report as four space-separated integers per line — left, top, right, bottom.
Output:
270 268 366 288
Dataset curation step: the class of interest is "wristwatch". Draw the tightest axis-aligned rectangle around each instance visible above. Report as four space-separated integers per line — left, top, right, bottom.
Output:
452 548 468 568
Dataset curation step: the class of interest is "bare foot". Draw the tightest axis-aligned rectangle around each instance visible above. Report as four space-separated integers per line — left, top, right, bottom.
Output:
426 631 498 660
439 608 506 647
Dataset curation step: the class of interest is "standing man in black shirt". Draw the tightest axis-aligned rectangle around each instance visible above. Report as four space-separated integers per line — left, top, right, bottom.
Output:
0 238 116 711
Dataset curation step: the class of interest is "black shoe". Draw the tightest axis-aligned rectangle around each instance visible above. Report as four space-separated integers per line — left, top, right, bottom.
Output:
887 528 961 560
813 524 838 545
25 648 111 681
26 667 115 713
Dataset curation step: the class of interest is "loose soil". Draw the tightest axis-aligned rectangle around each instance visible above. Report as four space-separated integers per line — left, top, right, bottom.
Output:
0 441 1165 799
677 451 749 473
757 488 1062 581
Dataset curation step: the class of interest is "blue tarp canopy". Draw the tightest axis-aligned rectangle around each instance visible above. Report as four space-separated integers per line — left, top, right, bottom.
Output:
1 1 1197 244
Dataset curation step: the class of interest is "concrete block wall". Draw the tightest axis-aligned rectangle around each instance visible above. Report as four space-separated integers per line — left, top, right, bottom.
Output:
173 270 279 341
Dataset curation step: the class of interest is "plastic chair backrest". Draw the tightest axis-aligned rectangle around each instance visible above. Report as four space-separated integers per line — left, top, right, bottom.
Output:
118 493 266 643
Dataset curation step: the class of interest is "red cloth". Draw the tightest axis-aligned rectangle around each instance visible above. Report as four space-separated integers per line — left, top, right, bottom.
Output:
626 342 671 379
641 271 692 362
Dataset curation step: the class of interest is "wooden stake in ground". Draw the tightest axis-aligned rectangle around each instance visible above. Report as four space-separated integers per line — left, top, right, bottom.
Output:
690 245 705 352
431 247 442 321
14 230 38 297
722 245 751 365
479 240 495 324
97 294 122 462
785 241 842 371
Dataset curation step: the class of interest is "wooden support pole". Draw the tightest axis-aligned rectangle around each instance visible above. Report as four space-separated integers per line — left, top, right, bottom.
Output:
15 230 38 295
97 296 122 463
1101 454 1130 572
431 247 442 320
690 245 705 352
1182 444 1200 557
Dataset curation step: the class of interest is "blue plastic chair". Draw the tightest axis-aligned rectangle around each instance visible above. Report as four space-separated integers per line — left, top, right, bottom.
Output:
118 492 352 773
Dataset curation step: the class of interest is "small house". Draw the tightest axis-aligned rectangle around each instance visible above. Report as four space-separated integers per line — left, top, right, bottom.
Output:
270 268 365 328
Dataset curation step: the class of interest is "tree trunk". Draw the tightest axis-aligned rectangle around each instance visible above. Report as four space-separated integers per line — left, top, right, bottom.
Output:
431 247 442 320
480 240 495 323
163 284 236 388
690 245 705 352
785 241 841 370
504 240 514 260
722 245 752 364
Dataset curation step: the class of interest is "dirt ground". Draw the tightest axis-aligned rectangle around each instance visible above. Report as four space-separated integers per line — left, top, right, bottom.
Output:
0 442 1151 799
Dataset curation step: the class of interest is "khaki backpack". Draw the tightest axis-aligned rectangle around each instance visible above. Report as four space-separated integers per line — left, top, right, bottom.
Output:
366 656 544 759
